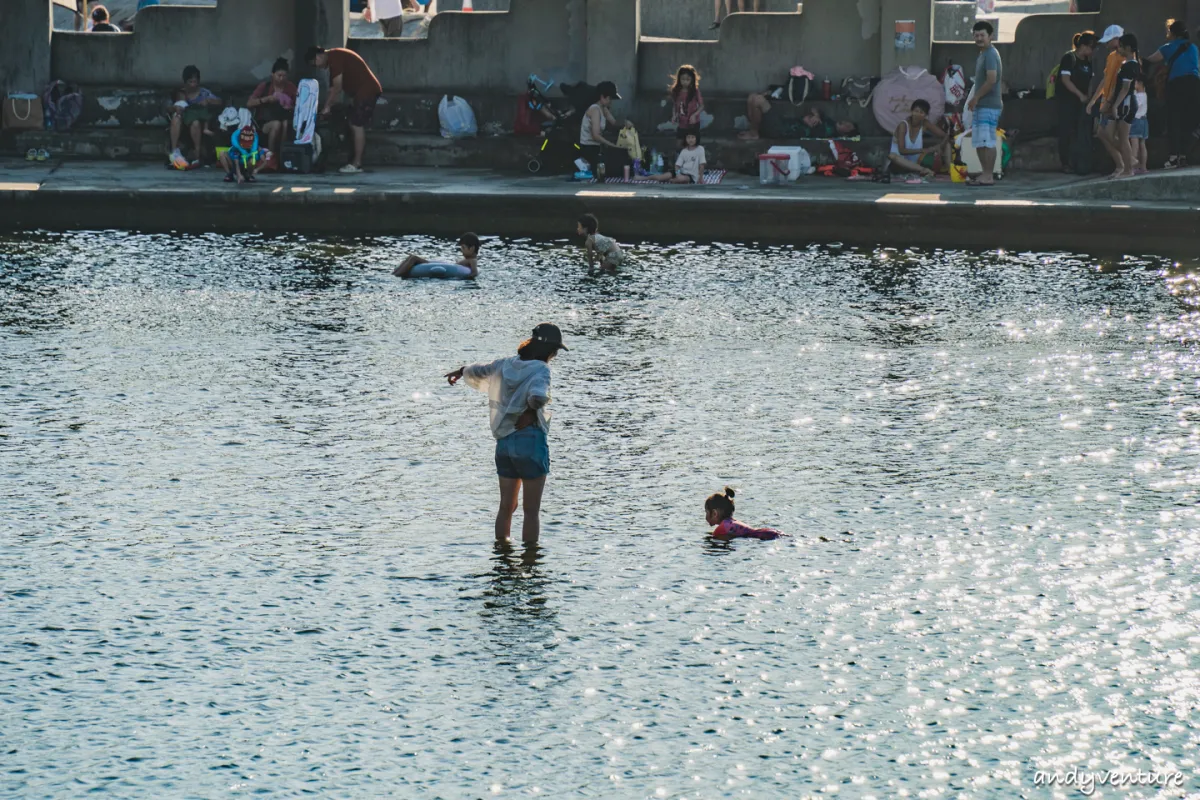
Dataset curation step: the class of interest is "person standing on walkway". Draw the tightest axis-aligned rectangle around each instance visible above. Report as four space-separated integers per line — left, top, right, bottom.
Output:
1108 33 1141 179
365 0 418 37
1143 20 1200 169
306 46 383 174
966 20 1003 186
1056 31 1096 172
1087 25 1126 173
444 324 568 546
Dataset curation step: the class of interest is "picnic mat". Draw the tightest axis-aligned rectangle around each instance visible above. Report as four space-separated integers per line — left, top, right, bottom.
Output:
595 170 727 185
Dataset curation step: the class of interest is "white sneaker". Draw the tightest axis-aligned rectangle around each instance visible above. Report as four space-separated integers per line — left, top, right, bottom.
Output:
338 163 363 174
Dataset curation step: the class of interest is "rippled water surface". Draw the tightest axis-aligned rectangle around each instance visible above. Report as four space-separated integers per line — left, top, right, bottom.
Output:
3 232 1199 798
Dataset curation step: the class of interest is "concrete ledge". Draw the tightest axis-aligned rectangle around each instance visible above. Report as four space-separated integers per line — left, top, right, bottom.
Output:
2 161 1198 259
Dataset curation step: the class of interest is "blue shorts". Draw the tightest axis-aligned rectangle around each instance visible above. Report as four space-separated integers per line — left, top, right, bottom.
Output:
972 107 1001 149
495 427 550 480
1130 117 1149 139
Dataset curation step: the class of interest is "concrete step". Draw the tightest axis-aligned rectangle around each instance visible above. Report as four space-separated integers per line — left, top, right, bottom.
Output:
6 127 897 173
65 86 894 138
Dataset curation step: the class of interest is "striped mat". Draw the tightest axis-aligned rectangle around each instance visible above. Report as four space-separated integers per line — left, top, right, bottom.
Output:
594 170 727 185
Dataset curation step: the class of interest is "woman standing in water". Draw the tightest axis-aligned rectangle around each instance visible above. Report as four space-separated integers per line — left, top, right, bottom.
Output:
444 324 567 545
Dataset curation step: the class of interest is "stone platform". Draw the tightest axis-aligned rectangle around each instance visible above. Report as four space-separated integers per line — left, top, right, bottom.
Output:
1 159 1198 258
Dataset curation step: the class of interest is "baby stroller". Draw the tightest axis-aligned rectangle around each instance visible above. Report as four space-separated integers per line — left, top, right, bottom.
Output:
525 75 595 174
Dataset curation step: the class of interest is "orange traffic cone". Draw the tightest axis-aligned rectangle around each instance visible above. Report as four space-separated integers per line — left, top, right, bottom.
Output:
462 0 473 9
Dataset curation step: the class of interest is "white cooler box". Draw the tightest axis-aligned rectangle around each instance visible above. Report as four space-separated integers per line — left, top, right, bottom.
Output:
956 131 1005 178
766 146 811 182
758 153 790 185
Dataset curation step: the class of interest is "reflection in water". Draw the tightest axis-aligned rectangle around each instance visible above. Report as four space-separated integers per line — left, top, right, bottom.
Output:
1 231 1198 796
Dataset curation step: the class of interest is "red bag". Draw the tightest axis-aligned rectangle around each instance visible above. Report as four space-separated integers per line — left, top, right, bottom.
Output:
514 92 541 137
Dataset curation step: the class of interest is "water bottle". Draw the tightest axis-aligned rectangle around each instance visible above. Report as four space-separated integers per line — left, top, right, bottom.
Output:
654 152 664 173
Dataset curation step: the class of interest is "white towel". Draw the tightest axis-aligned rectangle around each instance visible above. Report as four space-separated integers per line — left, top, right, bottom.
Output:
294 79 319 145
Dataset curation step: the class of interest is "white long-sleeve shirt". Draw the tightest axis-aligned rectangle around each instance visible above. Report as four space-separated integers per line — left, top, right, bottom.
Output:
462 356 552 439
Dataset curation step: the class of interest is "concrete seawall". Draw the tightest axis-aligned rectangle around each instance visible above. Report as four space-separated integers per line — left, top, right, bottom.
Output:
3 162 1198 258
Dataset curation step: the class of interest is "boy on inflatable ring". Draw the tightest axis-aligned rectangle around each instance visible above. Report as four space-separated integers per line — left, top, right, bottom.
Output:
394 233 481 279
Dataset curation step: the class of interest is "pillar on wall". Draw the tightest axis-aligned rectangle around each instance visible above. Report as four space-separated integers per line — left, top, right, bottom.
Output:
586 0 640 100
879 0 932 75
2 0 52 95
295 0 349 79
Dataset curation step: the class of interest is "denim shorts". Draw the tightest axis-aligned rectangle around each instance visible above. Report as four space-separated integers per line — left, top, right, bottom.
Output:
1129 117 1149 139
495 427 550 480
972 107 1001 149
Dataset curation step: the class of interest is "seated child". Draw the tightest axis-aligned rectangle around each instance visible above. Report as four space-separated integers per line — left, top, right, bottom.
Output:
646 132 706 184
220 124 268 184
168 65 222 169
887 99 949 178
577 213 624 274
394 233 480 278
705 487 787 541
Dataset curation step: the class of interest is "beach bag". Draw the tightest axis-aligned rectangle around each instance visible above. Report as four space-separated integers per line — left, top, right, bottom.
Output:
439 95 477 138
616 124 641 161
1045 52 1073 101
787 66 815 107
873 66 945 136
941 63 967 107
829 140 860 171
841 75 875 107
42 80 83 132
3 93 44 131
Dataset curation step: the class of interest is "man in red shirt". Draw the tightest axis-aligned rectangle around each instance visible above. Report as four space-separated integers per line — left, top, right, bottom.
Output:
306 46 383 174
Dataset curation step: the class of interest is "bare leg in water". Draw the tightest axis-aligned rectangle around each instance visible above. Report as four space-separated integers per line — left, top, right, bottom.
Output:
519 475 546 546
495 475 547 546
497 477 521 542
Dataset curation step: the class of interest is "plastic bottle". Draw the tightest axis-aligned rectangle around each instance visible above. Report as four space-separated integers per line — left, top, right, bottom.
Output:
654 152 664 173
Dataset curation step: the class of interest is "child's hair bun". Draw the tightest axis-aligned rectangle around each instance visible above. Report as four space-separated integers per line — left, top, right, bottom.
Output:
724 487 735 499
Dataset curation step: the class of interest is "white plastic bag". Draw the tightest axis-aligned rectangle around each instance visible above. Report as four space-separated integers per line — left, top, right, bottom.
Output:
438 95 477 138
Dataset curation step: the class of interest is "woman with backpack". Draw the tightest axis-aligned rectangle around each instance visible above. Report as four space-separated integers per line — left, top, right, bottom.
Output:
1055 31 1096 173
1144 20 1200 168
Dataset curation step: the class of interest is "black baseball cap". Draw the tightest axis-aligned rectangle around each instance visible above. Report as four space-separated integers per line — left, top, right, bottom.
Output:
596 81 622 100
532 323 568 350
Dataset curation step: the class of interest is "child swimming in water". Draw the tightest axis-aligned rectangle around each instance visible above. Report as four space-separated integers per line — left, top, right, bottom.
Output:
705 487 787 540
577 213 624 274
394 233 480 278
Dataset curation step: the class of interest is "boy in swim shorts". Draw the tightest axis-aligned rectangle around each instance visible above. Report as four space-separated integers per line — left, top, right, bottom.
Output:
394 233 480 278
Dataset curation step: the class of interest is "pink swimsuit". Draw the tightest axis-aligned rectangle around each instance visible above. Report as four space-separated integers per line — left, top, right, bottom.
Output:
713 518 786 540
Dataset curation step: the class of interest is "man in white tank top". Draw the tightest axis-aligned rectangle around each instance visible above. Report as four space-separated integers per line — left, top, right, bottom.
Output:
887 98 949 179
